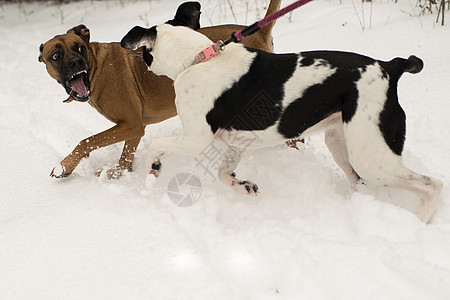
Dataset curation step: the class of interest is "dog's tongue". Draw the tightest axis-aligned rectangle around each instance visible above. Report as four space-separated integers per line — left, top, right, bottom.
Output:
71 76 88 97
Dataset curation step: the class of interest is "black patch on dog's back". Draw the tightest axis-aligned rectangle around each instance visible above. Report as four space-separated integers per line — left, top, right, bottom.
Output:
206 48 298 133
300 51 376 70
206 49 407 152
278 51 376 138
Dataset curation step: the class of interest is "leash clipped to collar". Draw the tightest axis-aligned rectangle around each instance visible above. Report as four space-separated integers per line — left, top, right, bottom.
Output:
193 40 225 64
193 0 314 65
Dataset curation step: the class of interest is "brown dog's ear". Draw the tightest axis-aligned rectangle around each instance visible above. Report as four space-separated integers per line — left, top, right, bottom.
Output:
38 43 44 63
67 24 90 44
166 1 201 30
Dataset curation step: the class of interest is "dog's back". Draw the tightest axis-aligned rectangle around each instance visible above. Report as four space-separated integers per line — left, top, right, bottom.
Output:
199 48 423 145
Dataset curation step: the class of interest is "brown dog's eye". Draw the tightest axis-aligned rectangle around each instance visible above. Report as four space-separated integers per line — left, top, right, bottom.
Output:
52 53 60 61
77 46 85 53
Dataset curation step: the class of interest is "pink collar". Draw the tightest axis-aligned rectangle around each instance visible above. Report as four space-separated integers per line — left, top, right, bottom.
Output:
193 41 224 65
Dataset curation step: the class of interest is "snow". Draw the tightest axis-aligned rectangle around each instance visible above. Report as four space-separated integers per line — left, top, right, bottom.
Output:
1 0 450 299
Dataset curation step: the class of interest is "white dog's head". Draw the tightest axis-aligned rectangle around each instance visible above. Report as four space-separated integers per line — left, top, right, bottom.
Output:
121 1 213 80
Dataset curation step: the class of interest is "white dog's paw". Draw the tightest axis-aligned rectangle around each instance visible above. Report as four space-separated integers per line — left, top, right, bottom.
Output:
149 160 161 178
219 172 259 195
232 177 259 196
50 163 68 178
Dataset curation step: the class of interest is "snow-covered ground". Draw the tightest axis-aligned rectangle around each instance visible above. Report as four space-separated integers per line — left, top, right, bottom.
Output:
1 0 450 299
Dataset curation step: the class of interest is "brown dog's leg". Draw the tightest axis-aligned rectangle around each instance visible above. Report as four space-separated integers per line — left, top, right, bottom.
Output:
51 123 145 178
105 136 143 179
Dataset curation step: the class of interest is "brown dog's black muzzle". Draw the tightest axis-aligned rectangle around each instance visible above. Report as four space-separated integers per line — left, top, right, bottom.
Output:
63 56 91 102
64 56 88 76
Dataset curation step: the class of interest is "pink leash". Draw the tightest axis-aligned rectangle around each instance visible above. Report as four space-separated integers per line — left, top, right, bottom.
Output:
194 0 314 64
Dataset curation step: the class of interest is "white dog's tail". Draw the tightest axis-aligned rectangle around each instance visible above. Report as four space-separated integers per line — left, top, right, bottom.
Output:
403 55 424 74
381 55 423 82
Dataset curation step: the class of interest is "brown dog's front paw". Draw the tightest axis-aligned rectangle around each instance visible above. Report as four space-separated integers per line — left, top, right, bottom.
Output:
105 167 125 179
50 163 70 178
95 165 132 179
106 161 133 179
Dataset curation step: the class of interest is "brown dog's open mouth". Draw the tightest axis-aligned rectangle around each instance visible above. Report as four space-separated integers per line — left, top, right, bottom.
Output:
66 70 91 102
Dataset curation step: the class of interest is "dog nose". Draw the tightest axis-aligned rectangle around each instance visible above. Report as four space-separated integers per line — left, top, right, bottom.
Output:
66 57 85 69
69 58 83 67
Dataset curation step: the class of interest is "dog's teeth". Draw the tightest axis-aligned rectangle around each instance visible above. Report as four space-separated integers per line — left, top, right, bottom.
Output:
69 71 87 79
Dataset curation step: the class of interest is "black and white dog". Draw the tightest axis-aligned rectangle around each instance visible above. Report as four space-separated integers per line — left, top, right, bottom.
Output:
121 10 442 222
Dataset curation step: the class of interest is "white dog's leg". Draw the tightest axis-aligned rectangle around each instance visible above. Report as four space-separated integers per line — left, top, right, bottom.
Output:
345 125 443 223
324 126 360 187
366 166 442 223
398 172 443 223
147 134 213 177
218 146 259 195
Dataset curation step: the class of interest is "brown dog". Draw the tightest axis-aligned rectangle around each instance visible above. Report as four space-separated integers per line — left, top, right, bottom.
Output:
39 0 282 179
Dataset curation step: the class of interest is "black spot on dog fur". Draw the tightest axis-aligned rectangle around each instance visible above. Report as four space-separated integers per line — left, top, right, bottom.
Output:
206 48 298 133
206 49 414 155
278 51 374 138
378 84 406 156
151 162 161 171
